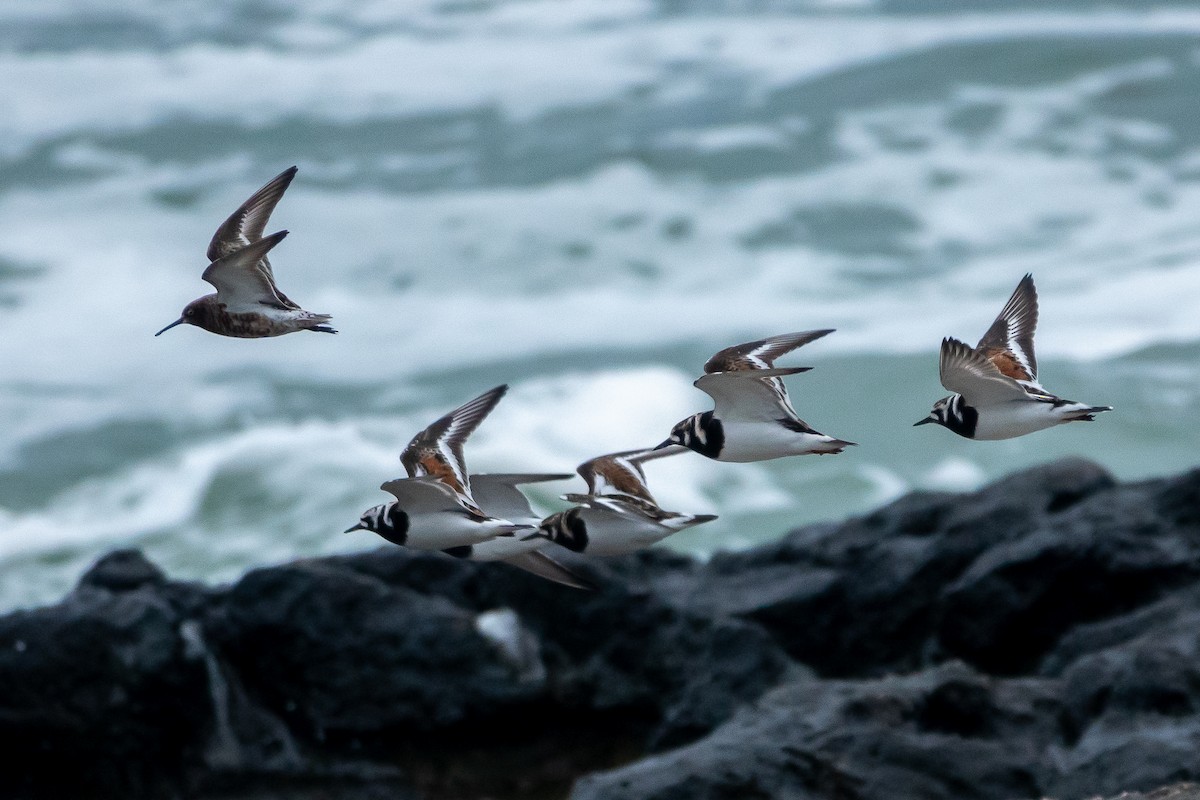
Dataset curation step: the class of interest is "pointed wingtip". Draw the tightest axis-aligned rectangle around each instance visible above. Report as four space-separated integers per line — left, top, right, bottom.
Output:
1015 273 1038 304
779 328 834 341
475 384 509 406
940 337 972 357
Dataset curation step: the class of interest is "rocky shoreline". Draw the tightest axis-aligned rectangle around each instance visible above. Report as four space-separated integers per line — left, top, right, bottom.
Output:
4 458 1200 799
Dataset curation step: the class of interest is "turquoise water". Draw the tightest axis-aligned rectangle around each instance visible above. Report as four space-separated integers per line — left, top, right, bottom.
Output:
2 0 1199 610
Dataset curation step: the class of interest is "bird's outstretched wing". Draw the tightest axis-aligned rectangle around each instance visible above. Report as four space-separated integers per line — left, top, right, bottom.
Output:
703 329 833 373
574 445 686 504
975 274 1039 383
200 231 291 311
694 368 817 428
379 475 473 514
399 385 508 517
469 473 573 520
939 337 1031 406
207 166 299 307
207 166 297 262
501 551 596 590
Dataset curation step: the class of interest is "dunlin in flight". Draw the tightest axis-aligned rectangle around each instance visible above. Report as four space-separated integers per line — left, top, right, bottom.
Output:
155 166 335 338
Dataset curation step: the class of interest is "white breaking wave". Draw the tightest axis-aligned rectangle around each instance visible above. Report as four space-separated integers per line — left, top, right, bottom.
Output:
5 8 1200 150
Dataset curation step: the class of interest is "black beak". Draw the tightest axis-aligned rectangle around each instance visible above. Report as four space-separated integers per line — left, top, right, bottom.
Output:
913 418 935 427
653 439 674 450
344 523 364 534
154 318 186 336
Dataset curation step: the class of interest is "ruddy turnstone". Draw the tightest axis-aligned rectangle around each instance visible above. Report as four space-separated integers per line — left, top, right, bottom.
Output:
535 496 717 557
155 166 335 338
534 445 716 557
914 274 1112 439
443 473 594 590
657 330 854 461
346 386 530 549
562 444 685 506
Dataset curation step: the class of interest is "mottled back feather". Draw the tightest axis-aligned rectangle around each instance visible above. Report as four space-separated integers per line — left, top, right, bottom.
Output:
575 445 686 505
703 329 834 374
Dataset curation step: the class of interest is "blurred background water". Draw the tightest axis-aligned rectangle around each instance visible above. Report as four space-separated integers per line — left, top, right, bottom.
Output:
1 0 1198 610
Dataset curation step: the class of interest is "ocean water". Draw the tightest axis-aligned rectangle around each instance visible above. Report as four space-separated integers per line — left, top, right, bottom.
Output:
2 0 1199 611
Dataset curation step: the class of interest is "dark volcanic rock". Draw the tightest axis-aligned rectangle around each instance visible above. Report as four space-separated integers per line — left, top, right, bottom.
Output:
1085 786 1200 800
572 662 1057 800
1041 587 1200 799
207 559 539 742
77 548 168 592
326 545 795 752
0 551 208 799
689 459 1200 678
937 470 1200 676
7 459 1200 800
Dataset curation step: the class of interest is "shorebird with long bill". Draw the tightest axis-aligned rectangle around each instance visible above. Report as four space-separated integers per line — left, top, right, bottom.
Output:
155 166 335 338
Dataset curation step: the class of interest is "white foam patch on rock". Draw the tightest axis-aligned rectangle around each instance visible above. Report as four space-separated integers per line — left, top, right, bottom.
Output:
474 608 545 683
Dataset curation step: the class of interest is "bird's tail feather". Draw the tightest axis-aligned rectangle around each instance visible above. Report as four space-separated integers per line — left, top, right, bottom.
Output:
1066 405 1113 422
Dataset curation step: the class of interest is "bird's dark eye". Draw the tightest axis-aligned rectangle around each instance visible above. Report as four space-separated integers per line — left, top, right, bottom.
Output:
184 308 194 317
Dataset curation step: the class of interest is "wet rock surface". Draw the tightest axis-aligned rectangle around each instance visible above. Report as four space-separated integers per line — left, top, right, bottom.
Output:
4 459 1200 799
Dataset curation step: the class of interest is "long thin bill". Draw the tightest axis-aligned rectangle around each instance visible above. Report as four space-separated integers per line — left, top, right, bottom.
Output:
154 318 185 336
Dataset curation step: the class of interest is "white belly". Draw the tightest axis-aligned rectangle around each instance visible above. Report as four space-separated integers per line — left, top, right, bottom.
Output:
578 510 672 557
972 400 1087 441
403 512 517 550
716 420 838 462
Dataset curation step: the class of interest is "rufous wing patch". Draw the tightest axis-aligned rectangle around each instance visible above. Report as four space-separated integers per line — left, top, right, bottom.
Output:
980 347 1033 382
597 462 656 503
417 451 472 499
